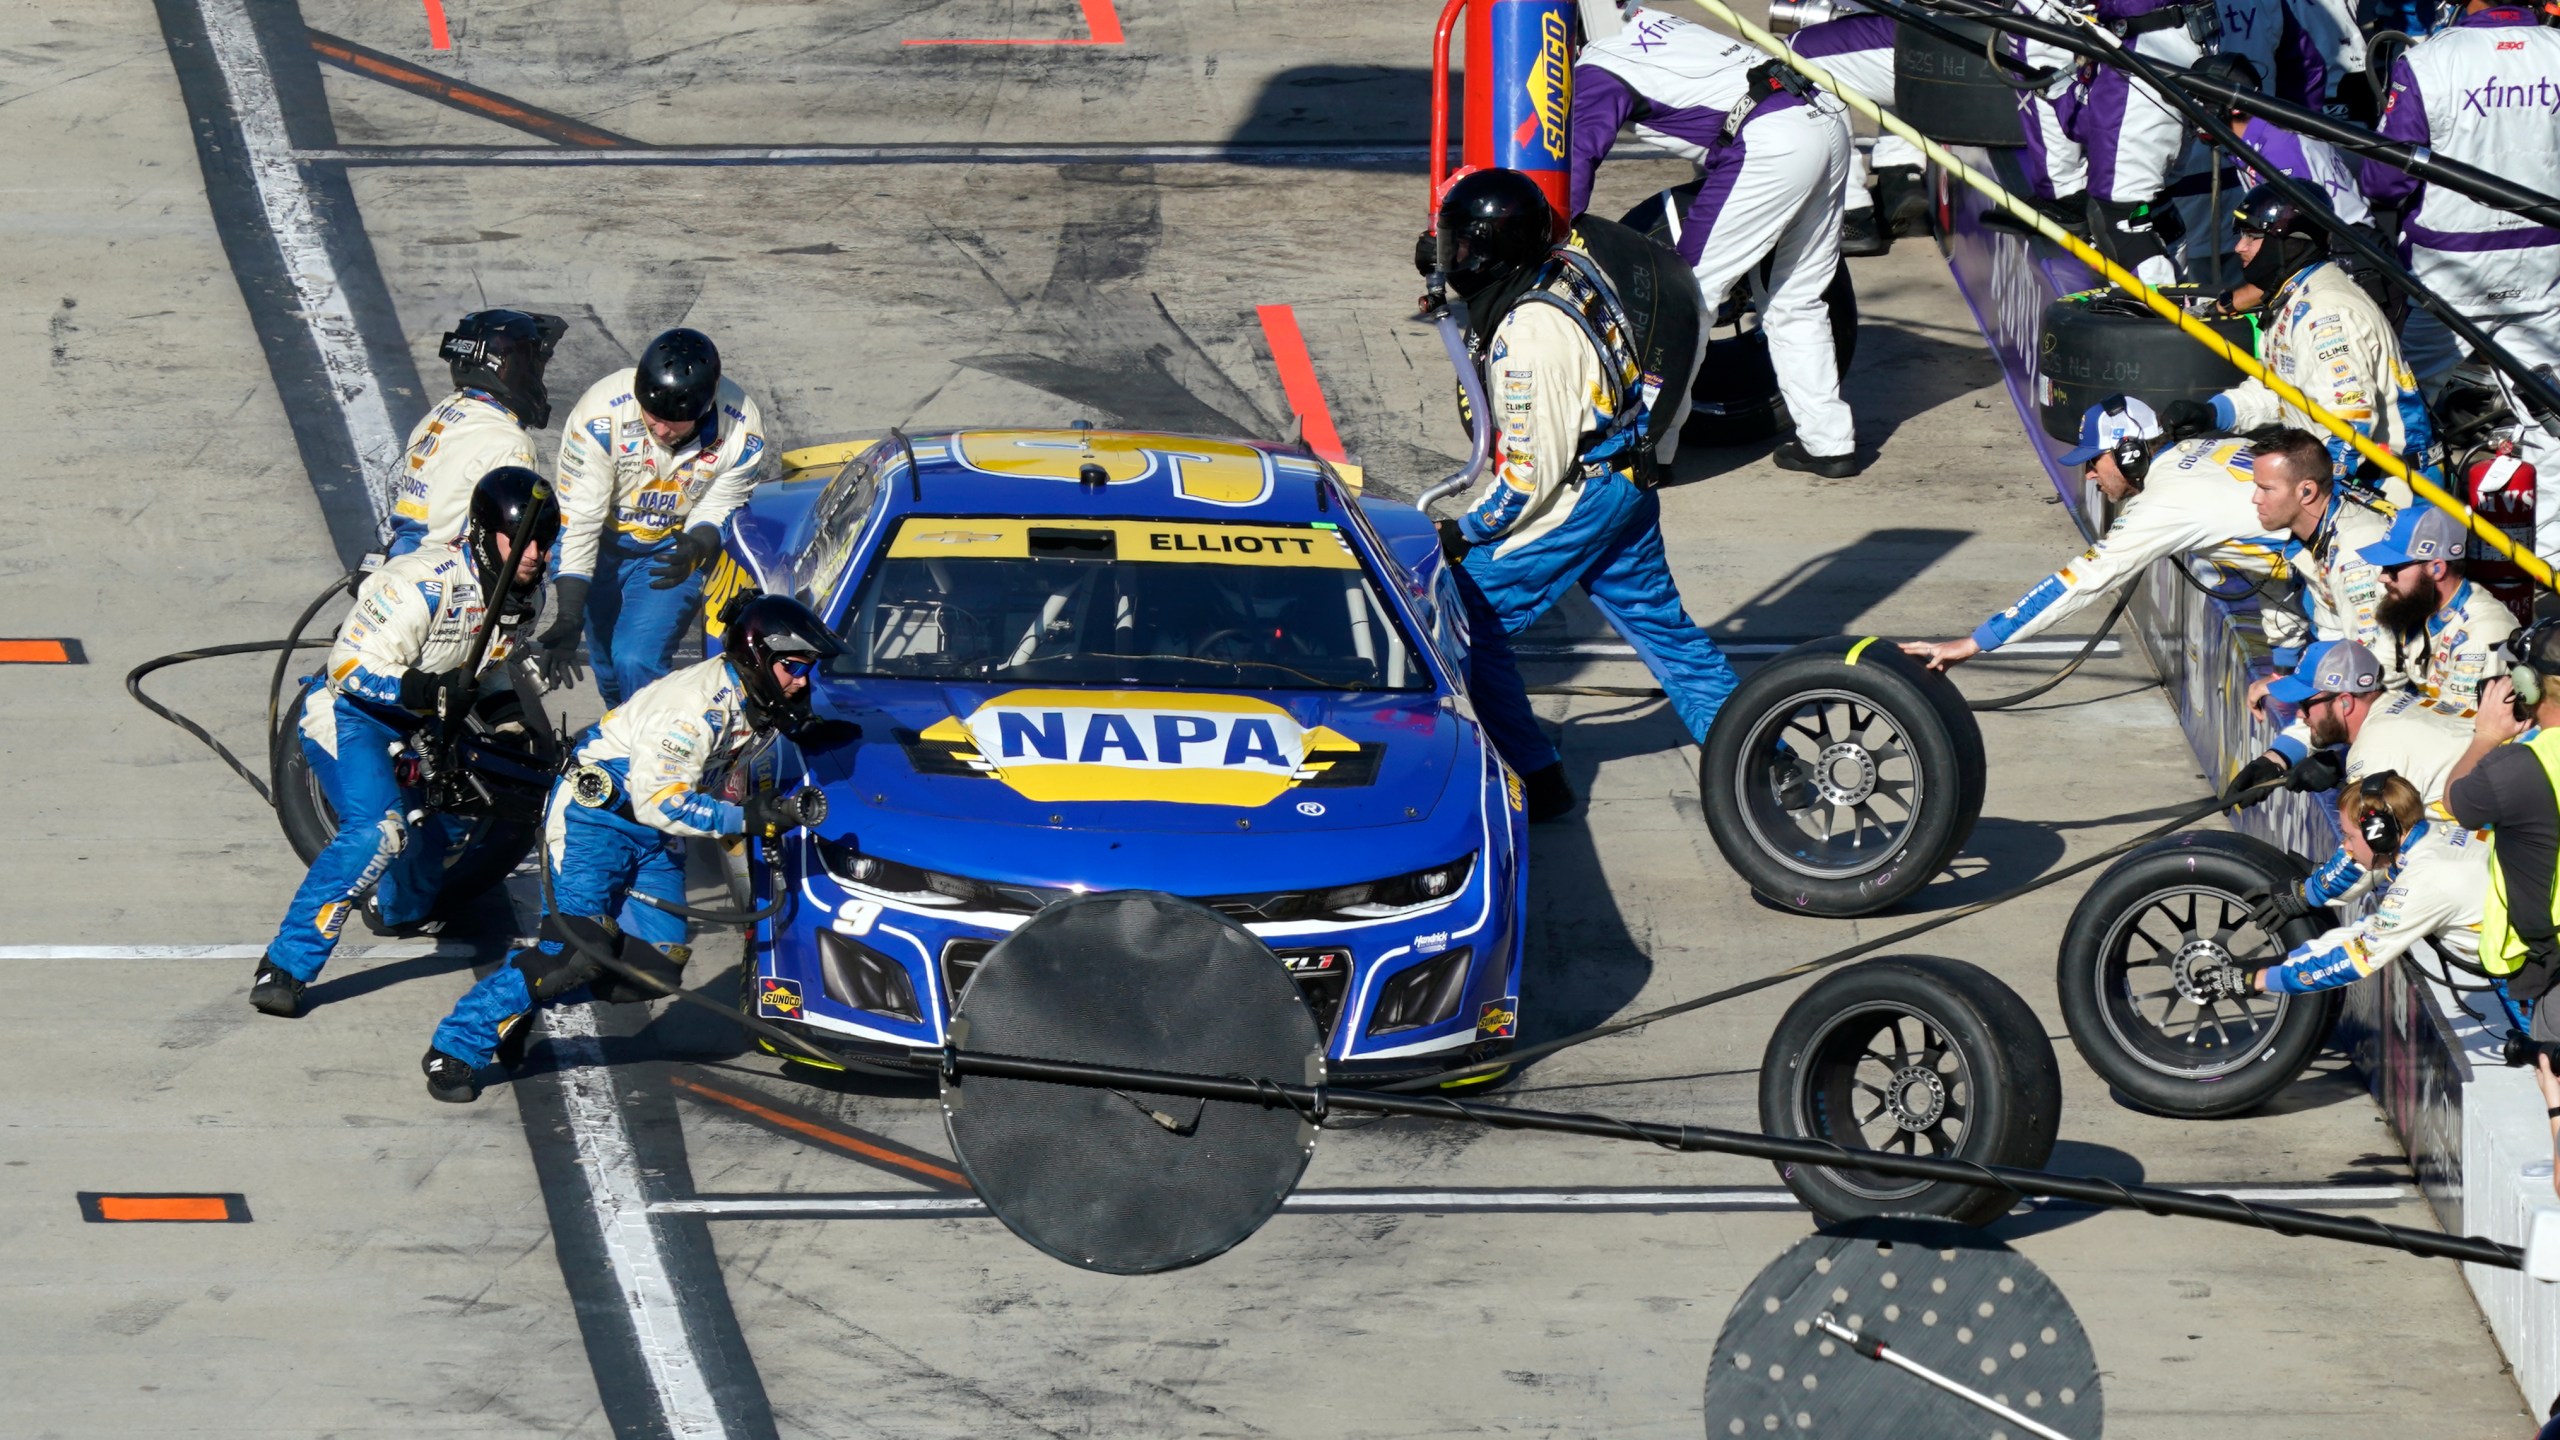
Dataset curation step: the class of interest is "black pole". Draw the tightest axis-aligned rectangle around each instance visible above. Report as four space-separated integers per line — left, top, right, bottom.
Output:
1887 0 2560 437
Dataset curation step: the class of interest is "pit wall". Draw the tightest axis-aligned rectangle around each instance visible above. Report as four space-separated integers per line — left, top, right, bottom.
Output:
1933 148 2558 1415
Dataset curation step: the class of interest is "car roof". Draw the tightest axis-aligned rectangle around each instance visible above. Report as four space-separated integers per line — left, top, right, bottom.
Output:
789 428 1356 527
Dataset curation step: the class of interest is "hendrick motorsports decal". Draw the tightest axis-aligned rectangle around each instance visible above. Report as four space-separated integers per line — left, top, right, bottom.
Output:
915 689 1365 806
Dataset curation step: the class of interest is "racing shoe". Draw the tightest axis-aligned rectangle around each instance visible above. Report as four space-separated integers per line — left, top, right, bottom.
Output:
1771 438 1861 479
1522 763 1576 823
422 1048 482 1104
249 956 307 1018
360 897 444 939
1840 205 1890 258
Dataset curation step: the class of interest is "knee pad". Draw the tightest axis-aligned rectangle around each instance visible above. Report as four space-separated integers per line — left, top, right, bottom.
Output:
590 939 690 1005
515 914 617 1001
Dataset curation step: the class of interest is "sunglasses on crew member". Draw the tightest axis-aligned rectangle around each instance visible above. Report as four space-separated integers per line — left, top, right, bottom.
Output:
776 656 814 680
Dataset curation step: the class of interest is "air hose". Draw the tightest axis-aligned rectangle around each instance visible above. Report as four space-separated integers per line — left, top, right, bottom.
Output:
125 571 360 807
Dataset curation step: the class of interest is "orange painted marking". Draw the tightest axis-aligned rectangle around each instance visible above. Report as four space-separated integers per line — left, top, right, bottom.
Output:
670 1075 971 1188
1254 304 1349 464
421 0 452 50
904 0 1123 45
0 639 79 664
81 1193 249 1222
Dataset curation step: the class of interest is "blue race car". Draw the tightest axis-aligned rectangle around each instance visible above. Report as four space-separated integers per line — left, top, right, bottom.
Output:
703 428 1528 1085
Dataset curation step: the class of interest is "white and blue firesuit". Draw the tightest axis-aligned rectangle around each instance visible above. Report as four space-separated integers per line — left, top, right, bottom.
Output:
386 389 537 557
2268 492 2398 759
2203 263 2426 489
1970 437 2309 658
554 371 768 707
1569 5 1858 460
430 655 755 1066
1453 238 1737 744
265 547 497 982
2257 816 2487 991
2365 5 2560 551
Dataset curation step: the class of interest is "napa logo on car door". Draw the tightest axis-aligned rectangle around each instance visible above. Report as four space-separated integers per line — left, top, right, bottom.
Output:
916 690 1364 806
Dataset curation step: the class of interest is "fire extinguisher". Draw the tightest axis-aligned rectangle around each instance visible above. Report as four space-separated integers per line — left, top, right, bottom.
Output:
2466 439 2539 626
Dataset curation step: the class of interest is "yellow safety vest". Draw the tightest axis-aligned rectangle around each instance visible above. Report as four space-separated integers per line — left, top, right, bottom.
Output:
2480 727 2560 976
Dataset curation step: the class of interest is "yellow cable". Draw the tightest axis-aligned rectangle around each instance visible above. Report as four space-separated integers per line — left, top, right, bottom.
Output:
1677 0 2556 590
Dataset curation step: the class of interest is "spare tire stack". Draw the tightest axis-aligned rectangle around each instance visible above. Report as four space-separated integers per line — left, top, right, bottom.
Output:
2038 290 2255 442
1893 17 2026 147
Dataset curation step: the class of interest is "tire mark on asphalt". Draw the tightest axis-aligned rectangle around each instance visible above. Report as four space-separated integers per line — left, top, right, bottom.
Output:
735 1270 1077 1440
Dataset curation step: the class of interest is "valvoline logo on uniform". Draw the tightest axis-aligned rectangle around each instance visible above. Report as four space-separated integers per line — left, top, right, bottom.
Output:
917 690 1364 807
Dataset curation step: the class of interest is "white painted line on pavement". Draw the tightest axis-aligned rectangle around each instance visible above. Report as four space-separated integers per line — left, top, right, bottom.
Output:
0 942 471 960
651 1183 2409 1219
198 0 404 531
1513 638 2122 659
543 1004 734 1439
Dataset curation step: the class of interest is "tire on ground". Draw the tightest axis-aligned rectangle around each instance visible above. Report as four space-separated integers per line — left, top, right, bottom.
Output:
1759 953 2062 1226
1616 184 1859 449
1700 637 1985 917
271 682 552 912
1893 17 2029 147
2055 829 2342 1118
2038 289 2252 443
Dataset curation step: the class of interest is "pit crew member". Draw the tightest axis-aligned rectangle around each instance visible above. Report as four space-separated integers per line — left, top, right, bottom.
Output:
539 327 769 707
2216 768 2487 996
387 310 564 556
1781 12 1932 243
422 594 836 1101
2361 504 2517 726
2234 637 2473 812
2187 57 2370 228
1428 168 1740 747
1899 398 2303 671
1570 1 1861 476
2361 0 2560 544
2156 187 2429 487
2073 0 2218 284
251 467 559 1018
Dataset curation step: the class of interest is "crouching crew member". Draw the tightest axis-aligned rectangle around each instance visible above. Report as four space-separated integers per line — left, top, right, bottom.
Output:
421 595 836 1101
252 467 559 1018
1426 168 1740 758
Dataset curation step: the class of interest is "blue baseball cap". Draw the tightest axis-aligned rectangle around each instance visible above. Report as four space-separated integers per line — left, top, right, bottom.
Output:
2359 505 2467 568
2267 638 2385 706
2058 395 2164 467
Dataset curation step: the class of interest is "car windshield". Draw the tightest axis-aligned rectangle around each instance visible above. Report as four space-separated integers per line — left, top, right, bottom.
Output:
834 516 1430 691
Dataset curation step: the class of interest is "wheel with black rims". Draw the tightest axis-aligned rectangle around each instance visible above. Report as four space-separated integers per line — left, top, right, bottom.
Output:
271 681 557 911
1699 637 1985 917
2057 830 2340 1118
1759 954 2062 1226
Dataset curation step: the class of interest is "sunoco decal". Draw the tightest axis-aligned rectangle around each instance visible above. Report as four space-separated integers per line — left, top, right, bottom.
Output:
916 689 1365 806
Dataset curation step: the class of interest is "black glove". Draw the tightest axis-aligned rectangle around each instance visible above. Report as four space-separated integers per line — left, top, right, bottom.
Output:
2158 397 2217 440
741 786 828 840
2194 960 2255 1005
2221 753 2288 807
2286 749 2344 794
2247 886 2316 935
649 526 720 590
396 666 473 720
534 576 589 687
1413 230 1439 279
1435 517 1475 566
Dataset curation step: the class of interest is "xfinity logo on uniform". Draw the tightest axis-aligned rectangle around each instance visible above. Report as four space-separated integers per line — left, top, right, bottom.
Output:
2461 76 2560 115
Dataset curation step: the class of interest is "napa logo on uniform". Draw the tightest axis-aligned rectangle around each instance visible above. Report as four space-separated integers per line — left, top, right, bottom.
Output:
915 690 1364 806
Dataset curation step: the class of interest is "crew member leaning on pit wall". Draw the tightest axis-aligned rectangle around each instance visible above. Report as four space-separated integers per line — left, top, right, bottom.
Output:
2362 0 2560 552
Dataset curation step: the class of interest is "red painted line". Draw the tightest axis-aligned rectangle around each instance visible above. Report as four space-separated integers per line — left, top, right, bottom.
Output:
0 639 82 664
1255 304 1349 465
79 1192 252 1223
904 0 1123 46
421 0 452 50
670 1074 973 1189
308 31 636 148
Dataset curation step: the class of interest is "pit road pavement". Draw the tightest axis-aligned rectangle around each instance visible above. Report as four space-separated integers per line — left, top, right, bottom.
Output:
0 0 2534 1435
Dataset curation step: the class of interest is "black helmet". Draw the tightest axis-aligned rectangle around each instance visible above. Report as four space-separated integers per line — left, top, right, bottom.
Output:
439 309 567 430
2188 51 2262 107
634 328 722 427
1434 169 1556 301
464 464 562 599
724 593 845 733
2233 182 2329 293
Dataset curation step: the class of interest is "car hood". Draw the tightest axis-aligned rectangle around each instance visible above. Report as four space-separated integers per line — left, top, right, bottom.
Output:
801 678 1461 838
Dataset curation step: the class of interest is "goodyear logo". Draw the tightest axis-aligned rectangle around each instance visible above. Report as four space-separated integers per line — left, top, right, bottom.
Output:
917 689 1363 807
1519 10 1571 162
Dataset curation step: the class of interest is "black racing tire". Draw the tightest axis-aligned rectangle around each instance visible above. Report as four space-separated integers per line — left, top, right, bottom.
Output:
2055 829 2342 1118
1700 637 1986 917
1616 184 1859 450
271 682 555 913
1893 17 2029 147
1760 954 2062 1226
2037 288 2253 443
